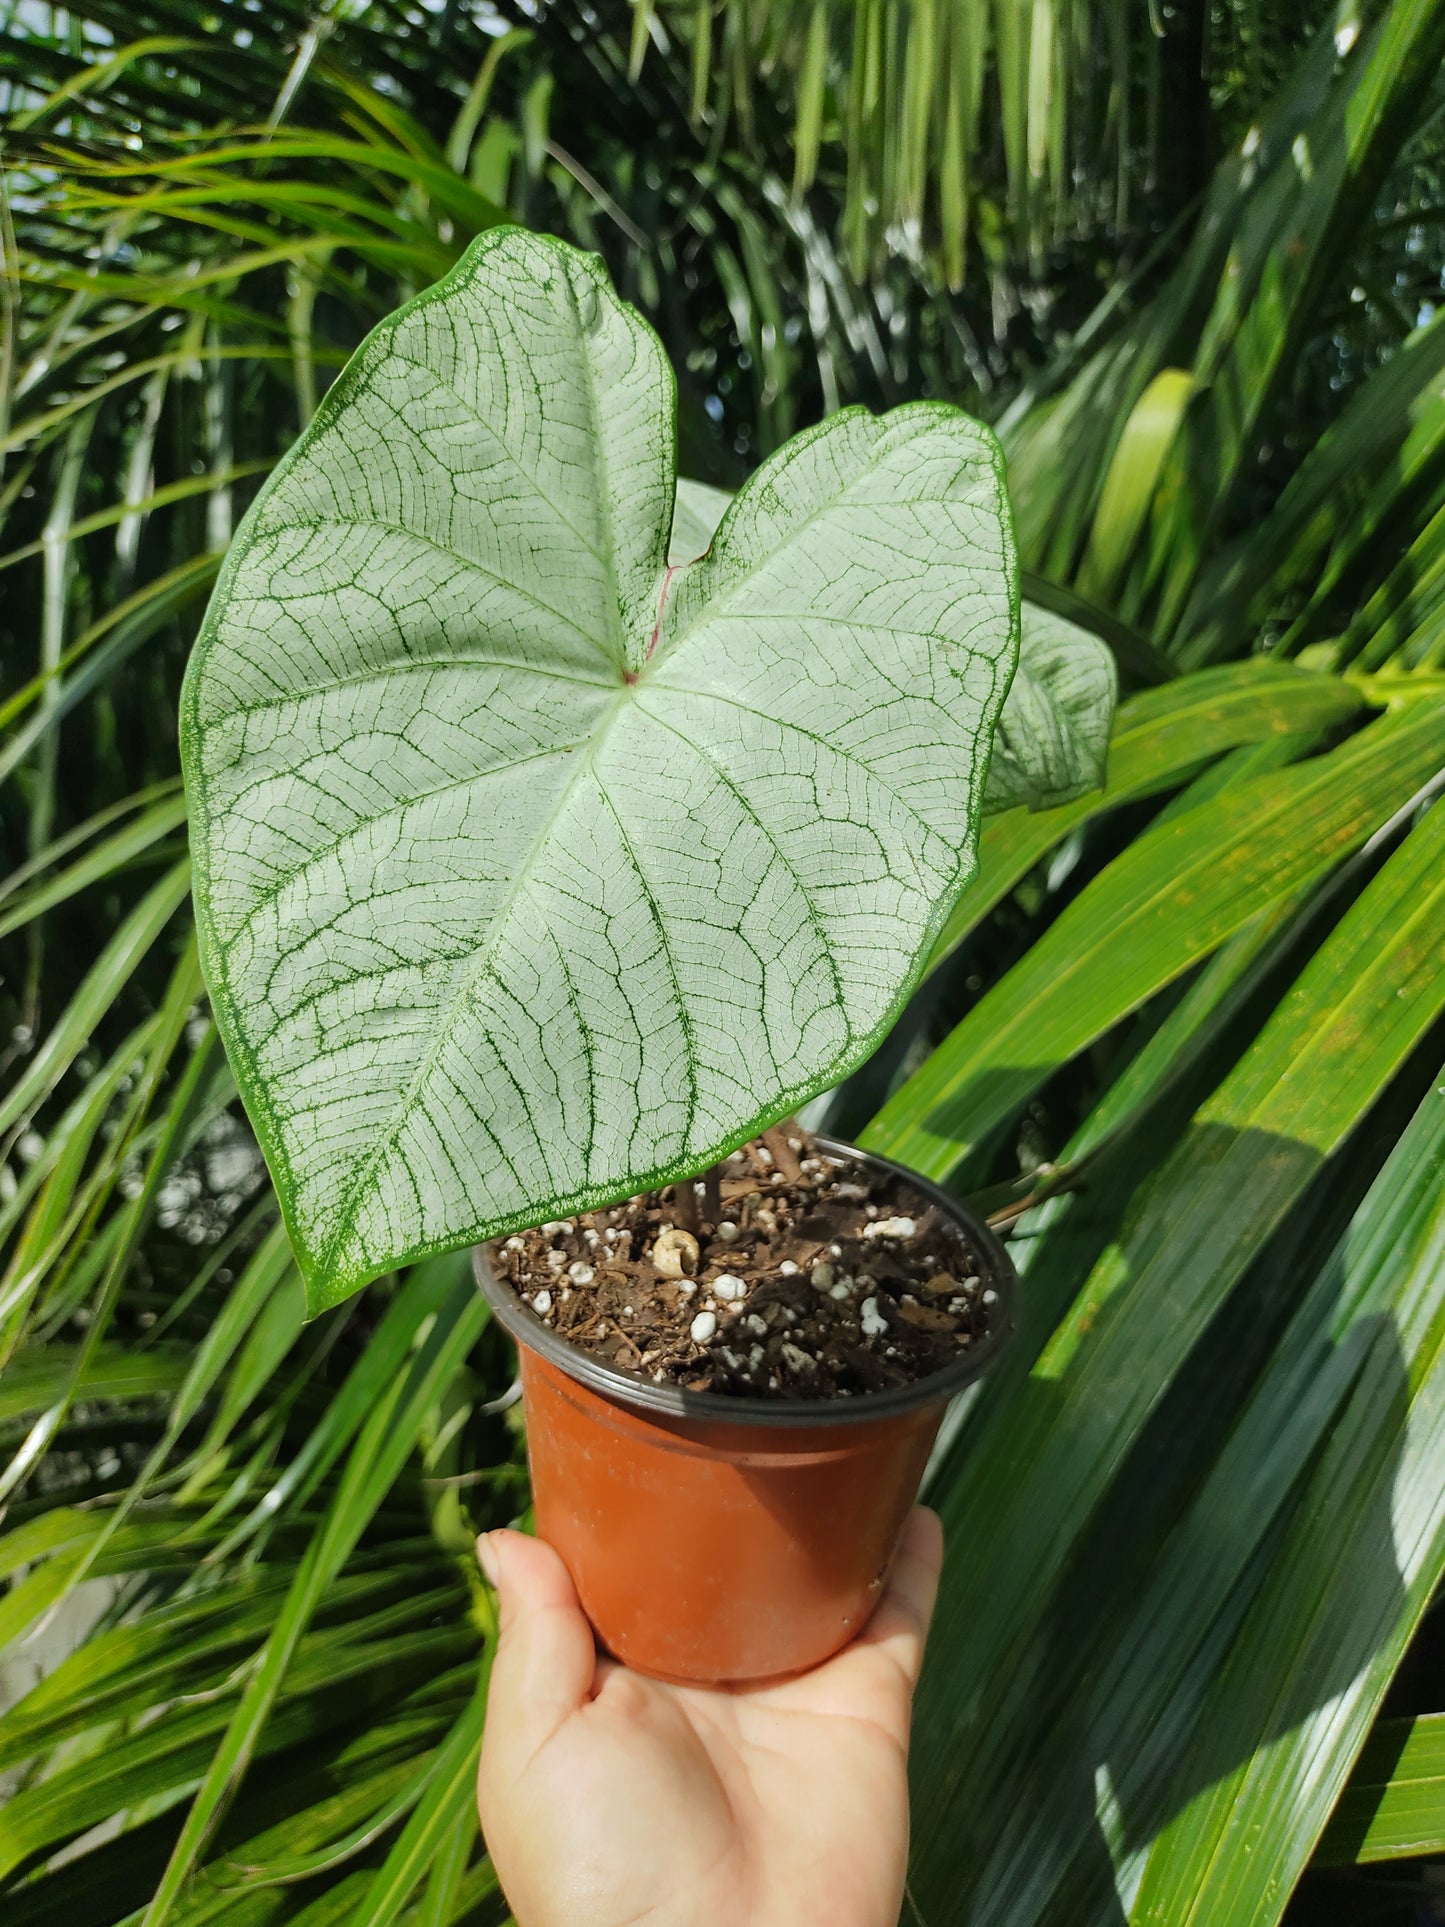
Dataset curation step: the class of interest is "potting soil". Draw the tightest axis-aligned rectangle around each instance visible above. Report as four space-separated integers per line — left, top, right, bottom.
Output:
488 1130 997 1399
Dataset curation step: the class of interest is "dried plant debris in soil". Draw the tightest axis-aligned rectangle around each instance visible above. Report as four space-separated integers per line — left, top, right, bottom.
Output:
488 1131 999 1400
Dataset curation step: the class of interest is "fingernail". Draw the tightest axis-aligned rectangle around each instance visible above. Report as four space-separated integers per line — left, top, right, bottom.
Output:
477 1532 501 1587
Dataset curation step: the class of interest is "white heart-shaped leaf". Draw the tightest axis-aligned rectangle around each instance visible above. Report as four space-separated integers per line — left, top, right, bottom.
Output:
183 228 1018 1308
668 477 736 567
674 478 1115 813
981 604 1117 813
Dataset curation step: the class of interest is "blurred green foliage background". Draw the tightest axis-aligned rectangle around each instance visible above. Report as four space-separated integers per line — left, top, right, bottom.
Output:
4 2 1445 1922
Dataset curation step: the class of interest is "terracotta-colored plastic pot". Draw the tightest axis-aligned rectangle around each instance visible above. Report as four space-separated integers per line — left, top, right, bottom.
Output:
472 1136 1014 1685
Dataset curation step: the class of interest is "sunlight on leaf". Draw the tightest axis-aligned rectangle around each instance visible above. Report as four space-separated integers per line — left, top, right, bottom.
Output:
183 227 1020 1306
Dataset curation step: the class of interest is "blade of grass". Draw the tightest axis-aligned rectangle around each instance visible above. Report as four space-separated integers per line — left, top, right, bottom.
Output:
348 1677 491 1927
140 1258 488 1924
910 790 1445 1909
0 791 189 941
925 661 1364 978
1316 1713 1445 1866
0 857 190 1142
873 700 1445 1180
1129 1071 1445 1925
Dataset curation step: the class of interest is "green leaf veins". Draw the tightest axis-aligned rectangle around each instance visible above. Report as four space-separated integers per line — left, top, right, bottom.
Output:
183 227 1021 1308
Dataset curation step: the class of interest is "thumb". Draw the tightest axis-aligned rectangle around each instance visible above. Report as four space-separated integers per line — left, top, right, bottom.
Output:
478 1530 597 1769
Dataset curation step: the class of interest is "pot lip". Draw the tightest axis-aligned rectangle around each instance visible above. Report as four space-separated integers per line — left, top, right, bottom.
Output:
471 1134 1016 1428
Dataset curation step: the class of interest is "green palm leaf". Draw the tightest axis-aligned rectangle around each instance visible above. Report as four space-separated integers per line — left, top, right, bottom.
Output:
6 6 1445 1923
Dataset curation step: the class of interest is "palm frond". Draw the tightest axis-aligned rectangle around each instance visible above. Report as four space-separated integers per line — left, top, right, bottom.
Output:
5 5 1445 1923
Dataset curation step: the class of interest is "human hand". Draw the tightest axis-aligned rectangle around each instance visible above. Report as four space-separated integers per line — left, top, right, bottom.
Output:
475 1507 942 1927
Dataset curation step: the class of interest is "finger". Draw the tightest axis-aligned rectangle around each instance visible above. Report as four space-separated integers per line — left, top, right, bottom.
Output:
855 1506 944 1690
589 1654 625 1700
478 1530 598 1765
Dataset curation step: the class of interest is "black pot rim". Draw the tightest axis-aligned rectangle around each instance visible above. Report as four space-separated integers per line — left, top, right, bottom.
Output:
471 1134 1016 1427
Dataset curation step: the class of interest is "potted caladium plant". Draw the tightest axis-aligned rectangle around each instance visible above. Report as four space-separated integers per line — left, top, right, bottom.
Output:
182 227 1115 1683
